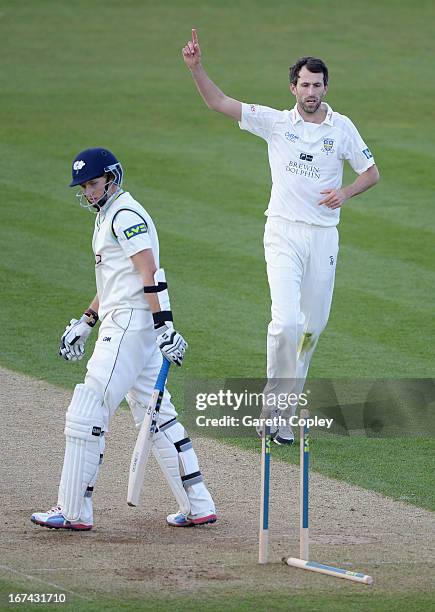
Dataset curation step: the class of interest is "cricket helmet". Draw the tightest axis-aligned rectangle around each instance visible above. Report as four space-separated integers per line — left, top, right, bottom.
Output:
70 147 124 187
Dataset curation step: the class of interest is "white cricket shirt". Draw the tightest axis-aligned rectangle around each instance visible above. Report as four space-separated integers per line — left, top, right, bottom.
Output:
92 191 159 320
239 103 375 226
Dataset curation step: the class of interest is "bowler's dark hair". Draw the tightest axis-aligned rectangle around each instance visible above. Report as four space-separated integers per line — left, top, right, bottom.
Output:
289 57 328 86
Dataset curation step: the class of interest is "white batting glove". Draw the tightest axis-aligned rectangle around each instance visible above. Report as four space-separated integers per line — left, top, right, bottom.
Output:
156 326 188 367
59 309 98 361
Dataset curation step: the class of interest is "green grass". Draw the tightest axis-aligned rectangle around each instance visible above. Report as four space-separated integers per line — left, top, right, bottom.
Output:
1 0 435 383
228 435 435 511
0 0 434 607
1 578 435 612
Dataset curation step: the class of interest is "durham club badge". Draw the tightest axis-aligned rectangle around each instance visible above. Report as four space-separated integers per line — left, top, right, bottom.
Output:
322 138 335 155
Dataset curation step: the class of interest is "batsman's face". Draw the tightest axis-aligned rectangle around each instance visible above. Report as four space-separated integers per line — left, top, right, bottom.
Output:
80 175 110 205
290 66 327 114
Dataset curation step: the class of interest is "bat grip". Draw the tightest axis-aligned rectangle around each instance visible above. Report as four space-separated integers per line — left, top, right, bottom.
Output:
155 358 170 392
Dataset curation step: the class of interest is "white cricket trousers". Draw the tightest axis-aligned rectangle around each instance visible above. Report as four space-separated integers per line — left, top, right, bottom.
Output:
264 218 339 405
85 308 176 430
61 308 214 523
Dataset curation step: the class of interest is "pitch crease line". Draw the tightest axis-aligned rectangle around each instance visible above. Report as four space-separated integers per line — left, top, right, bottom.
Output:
0 564 91 601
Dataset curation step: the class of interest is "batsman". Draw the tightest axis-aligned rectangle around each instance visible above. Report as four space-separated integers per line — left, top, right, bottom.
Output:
183 30 379 444
31 148 216 530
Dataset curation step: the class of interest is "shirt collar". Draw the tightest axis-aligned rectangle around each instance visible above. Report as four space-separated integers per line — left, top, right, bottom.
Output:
97 188 124 217
290 103 334 126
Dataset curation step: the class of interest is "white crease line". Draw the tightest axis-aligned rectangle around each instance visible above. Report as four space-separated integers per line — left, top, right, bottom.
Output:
36 568 112 572
318 560 434 567
0 564 91 600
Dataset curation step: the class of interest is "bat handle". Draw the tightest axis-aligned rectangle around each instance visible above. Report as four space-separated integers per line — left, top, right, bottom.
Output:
155 358 170 392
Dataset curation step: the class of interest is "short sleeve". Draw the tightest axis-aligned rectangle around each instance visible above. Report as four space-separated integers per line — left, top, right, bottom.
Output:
112 209 152 257
239 103 282 141
342 117 375 174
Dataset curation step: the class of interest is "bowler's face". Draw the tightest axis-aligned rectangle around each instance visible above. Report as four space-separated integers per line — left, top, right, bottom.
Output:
290 66 328 113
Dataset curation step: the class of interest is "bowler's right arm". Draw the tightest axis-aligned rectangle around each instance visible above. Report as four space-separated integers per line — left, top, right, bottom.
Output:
182 29 242 121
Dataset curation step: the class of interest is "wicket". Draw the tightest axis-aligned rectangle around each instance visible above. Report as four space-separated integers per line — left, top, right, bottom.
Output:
258 424 271 564
299 408 309 561
259 408 374 585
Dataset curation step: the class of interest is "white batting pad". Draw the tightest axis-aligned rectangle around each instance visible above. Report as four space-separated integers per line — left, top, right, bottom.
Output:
152 419 215 516
58 384 105 521
152 420 190 515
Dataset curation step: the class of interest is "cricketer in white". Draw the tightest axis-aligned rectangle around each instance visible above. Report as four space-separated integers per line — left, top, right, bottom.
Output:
183 30 379 444
31 148 216 530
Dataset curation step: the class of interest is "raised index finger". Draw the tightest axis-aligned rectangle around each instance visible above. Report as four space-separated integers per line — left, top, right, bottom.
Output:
192 28 198 44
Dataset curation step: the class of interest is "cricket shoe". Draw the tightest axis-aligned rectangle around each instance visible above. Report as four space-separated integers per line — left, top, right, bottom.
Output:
256 408 279 438
273 423 295 446
166 510 217 527
31 506 92 531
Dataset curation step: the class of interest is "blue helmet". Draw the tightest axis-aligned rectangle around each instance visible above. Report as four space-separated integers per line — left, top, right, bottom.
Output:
70 147 124 187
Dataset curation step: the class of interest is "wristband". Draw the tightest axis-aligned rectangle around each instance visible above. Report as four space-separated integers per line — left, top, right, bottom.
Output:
83 308 99 327
153 310 174 330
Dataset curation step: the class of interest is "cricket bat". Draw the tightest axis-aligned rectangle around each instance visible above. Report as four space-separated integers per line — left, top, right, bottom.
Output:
127 358 170 506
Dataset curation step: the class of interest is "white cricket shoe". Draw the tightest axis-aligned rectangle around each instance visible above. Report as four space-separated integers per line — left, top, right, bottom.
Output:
166 510 217 527
31 506 92 531
273 422 295 445
256 408 280 438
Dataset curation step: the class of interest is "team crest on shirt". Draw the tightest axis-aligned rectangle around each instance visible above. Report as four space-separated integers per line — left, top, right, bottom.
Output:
322 138 335 155
285 132 299 143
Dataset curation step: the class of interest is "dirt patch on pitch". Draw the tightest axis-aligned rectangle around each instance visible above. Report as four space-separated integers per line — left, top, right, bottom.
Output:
1 367 434 602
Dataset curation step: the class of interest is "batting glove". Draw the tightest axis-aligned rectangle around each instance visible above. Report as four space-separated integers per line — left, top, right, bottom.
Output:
156 327 188 367
59 309 98 361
